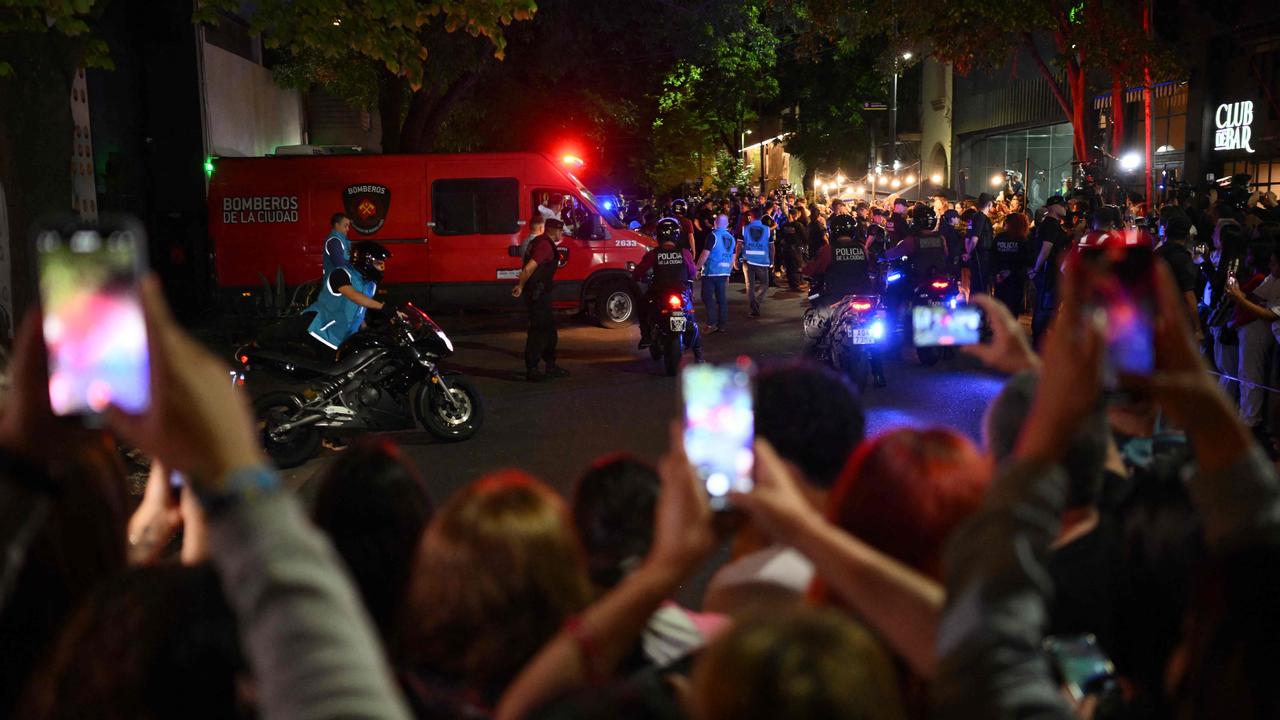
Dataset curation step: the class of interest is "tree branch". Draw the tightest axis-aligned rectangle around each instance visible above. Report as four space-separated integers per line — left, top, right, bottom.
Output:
411 58 492 152
1023 33 1072 120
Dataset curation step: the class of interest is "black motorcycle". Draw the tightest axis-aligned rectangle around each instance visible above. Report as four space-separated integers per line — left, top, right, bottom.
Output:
236 303 484 468
647 283 695 376
884 258 963 366
804 293 887 394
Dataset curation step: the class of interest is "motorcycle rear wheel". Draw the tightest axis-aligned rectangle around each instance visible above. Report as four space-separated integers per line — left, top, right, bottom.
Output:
416 376 485 442
836 349 870 395
254 392 322 469
662 334 682 376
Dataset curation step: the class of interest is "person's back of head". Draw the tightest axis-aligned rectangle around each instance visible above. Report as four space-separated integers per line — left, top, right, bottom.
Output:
691 607 905 720
820 428 990 581
404 470 591 699
755 364 865 492
310 436 433 644
1003 211 1030 239
984 372 1108 509
571 454 660 592
21 564 248 720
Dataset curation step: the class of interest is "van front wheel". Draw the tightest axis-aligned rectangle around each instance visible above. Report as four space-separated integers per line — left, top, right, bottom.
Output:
595 283 636 329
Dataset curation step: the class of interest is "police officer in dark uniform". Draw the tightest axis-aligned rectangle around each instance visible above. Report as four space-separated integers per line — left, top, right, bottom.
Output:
803 214 886 386
885 204 948 284
512 218 570 382
866 208 890 258
632 217 703 361
887 197 911 245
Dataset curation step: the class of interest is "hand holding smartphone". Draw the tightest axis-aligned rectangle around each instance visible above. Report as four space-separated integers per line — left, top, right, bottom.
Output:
35 215 150 422
681 362 754 511
913 305 983 347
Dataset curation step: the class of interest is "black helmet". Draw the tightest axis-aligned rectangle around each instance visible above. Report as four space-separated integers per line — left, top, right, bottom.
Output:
671 198 688 215
352 241 391 283
828 214 857 240
908 204 937 234
655 217 682 245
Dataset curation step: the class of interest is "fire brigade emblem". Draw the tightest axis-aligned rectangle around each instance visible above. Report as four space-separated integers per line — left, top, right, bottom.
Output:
343 184 391 234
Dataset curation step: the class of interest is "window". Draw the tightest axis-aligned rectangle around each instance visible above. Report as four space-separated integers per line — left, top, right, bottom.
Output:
1153 85 1188 155
432 178 519 235
1223 160 1280 197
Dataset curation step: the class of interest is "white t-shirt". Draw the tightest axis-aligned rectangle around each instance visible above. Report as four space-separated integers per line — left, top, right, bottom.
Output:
1254 274 1280 342
538 205 562 221
703 545 815 614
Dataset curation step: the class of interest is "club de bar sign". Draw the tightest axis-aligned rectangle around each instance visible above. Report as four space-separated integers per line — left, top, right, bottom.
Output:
1215 100 1256 154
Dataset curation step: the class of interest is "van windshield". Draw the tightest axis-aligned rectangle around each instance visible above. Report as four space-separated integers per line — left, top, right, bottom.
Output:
568 176 624 229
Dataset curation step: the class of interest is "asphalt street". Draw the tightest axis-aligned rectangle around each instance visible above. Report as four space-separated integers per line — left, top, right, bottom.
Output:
267 279 1007 503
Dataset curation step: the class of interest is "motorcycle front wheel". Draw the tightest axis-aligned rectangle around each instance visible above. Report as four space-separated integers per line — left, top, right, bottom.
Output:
416 376 485 441
254 392 322 469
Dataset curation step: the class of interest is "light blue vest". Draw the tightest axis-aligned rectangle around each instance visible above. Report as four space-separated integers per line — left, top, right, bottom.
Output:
706 229 735 276
323 230 351 276
742 221 771 267
306 267 377 350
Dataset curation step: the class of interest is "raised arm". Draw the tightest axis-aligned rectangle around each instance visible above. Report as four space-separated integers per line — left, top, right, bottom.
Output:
107 279 411 720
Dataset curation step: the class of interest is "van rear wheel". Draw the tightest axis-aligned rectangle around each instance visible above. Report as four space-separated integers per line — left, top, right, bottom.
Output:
596 283 635 329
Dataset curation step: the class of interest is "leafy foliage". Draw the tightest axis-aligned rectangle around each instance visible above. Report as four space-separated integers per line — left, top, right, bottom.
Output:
0 0 112 77
711 151 754 195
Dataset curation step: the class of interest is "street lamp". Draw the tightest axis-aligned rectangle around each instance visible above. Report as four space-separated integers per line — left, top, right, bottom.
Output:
930 173 943 184
904 174 916 185
740 128 753 155
890 178 902 189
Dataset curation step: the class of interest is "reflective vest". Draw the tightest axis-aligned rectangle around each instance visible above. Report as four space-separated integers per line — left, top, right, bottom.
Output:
742 221 771 267
705 229 735 276
323 230 350 276
825 239 872 299
653 246 690 292
306 267 376 350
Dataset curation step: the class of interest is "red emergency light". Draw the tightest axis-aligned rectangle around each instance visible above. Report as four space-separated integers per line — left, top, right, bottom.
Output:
850 300 873 311
930 281 951 289
562 154 584 168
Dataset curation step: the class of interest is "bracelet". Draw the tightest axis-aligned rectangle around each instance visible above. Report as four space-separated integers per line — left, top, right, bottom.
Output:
192 463 281 516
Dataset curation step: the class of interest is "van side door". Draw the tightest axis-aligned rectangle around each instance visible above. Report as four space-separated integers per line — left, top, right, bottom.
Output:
425 175 523 307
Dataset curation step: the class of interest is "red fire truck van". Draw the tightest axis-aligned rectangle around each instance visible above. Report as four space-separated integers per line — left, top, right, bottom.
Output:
208 152 652 328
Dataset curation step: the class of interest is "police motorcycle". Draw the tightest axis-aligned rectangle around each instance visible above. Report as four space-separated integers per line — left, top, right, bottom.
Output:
236 246 483 468
803 215 888 393
880 205 963 366
636 218 702 376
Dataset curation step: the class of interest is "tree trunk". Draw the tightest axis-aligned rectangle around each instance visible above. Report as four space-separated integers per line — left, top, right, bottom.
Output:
411 66 487 152
1110 79 1125 155
378 72 405 154
398 88 434 154
1067 63 1089 164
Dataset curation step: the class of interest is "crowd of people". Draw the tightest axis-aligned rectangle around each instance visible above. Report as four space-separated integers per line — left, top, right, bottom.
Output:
2 173 1280 719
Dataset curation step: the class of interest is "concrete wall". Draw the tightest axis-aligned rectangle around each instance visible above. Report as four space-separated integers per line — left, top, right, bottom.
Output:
920 58 953 185
202 43 304 157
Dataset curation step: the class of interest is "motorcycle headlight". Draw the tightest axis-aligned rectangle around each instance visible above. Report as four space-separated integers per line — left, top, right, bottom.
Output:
436 330 454 353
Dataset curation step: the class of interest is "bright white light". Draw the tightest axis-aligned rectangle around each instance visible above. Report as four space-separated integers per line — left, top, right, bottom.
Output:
902 51 913 60
905 174 916 185
875 174 884 183
870 321 885 339
836 174 845 183
819 182 828 192
890 178 902 189
930 173 943 184
853 186 865 195
892 160 902 171
332 18 342 26
990 174 1005 187
1120 152 1142 172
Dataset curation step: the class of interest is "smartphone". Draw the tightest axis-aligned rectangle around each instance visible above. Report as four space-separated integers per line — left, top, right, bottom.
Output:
35 216 150 420
1096 244 1157 383
681 362 754 511
1044 634 1116 702
912 305 982 347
